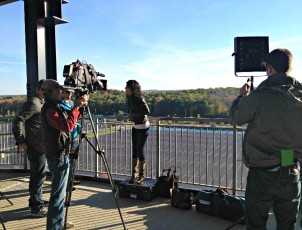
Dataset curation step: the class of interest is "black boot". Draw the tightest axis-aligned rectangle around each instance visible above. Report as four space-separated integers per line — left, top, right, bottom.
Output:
129 158 139 184
137 161 146 184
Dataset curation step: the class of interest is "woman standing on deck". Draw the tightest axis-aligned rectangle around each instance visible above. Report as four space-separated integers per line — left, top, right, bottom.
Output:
125 80 150 184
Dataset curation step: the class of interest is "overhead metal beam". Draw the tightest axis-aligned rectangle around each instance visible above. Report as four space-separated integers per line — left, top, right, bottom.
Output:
1 0 68 98
24 0 68 98
0 0 20 6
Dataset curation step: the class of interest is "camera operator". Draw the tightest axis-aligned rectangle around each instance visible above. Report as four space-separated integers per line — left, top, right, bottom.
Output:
41 79 89 230
229 48 302 229
125 80 150 184
12 79 48 217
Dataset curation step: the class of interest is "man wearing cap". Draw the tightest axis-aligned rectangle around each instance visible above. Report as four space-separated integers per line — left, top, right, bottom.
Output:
41 79 89 230
60 87 75 110
230 48 302 229
12 79 48 217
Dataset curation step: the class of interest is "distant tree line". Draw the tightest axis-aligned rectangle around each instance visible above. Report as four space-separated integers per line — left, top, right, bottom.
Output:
0 88 239 118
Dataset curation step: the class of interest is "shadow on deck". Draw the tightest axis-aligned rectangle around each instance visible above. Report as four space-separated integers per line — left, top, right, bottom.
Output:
0 172 298 230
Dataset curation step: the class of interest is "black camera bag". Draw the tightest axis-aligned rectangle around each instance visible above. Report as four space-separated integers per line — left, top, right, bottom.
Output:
155 167 176 198
195 188 245 223
171 184 193 210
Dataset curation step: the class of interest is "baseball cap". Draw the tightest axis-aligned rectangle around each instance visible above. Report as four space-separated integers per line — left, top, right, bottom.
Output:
41 79 62 94
62 85 75 93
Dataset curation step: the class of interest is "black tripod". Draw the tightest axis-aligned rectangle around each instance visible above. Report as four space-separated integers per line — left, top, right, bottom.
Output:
0 191 13 206
0 215 6 230
0 191 13 230
64 142 80 230
224 216 245 230
247 76 254 91
63 105 127 230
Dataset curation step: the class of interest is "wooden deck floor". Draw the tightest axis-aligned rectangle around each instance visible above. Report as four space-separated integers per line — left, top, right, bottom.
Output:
0 172 299 230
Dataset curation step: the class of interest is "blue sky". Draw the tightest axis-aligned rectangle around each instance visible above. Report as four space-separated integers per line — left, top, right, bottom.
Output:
1 0 302 95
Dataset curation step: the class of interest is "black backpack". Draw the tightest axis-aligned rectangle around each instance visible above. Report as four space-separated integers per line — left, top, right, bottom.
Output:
155 166 176 198
171 175 193 210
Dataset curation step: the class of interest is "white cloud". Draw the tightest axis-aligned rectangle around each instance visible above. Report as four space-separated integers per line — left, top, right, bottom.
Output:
110 35 302 90
118 44 247 90
123 32 147 47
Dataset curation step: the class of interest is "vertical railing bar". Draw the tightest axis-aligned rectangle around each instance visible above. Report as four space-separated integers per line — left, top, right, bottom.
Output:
232 124 238 195
180 127 183 182
119 124 122 175
156 120 161 178
193 127 195 184
150 123 154 178
115 124 118 174
169 126 171 167
206 127 208 185
199 128 202 186
162 125 165 170
240 130 245 190
174 126 177 171
218 129 221 187
94 118 99 177
212 129 215 187
226 129 229 189
186 127 189 183
85 121 89 171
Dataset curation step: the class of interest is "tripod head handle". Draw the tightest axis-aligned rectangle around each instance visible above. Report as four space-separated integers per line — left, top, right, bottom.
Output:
80 132 87 139
247 76 254 91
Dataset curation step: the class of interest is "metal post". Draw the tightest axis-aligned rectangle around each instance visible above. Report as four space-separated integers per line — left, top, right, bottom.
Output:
24 0 68 99
232 124 238 195
156 120 161 178
94 117 99 178
24 0 45 99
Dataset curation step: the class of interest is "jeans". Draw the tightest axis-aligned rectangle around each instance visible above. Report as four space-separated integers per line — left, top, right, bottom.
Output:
132 127 149 161
246 166 301 230
26 148 47 212
47 155 70 230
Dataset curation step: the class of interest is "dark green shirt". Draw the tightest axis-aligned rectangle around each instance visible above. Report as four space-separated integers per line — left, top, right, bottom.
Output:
230 73 302 168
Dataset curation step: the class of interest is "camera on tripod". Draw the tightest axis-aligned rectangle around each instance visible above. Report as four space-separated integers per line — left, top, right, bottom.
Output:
63 59 107 96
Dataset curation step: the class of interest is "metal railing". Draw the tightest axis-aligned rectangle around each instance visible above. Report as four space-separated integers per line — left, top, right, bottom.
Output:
0 116 247 193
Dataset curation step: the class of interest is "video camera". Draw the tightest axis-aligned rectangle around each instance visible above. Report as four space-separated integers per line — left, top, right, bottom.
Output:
63 59 107 95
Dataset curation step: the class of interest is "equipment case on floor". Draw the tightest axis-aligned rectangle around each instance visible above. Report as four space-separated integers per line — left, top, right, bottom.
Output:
195 189 245 223
118 178 157 201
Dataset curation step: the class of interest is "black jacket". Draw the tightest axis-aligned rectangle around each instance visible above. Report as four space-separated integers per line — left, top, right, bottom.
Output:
12 95 44 153
129 96 150 125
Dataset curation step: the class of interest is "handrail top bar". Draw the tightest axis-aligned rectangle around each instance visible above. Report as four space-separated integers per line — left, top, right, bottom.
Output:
89 115 231 123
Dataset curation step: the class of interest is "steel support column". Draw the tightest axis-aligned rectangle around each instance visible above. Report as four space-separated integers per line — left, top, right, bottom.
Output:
22 0 68 99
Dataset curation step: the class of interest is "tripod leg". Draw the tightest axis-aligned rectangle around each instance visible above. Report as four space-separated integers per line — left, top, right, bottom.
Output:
0 216 7 230
82 106 127 230
84 136 126 230
0 192 13 206
64 157 77 230
224 216 245 230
